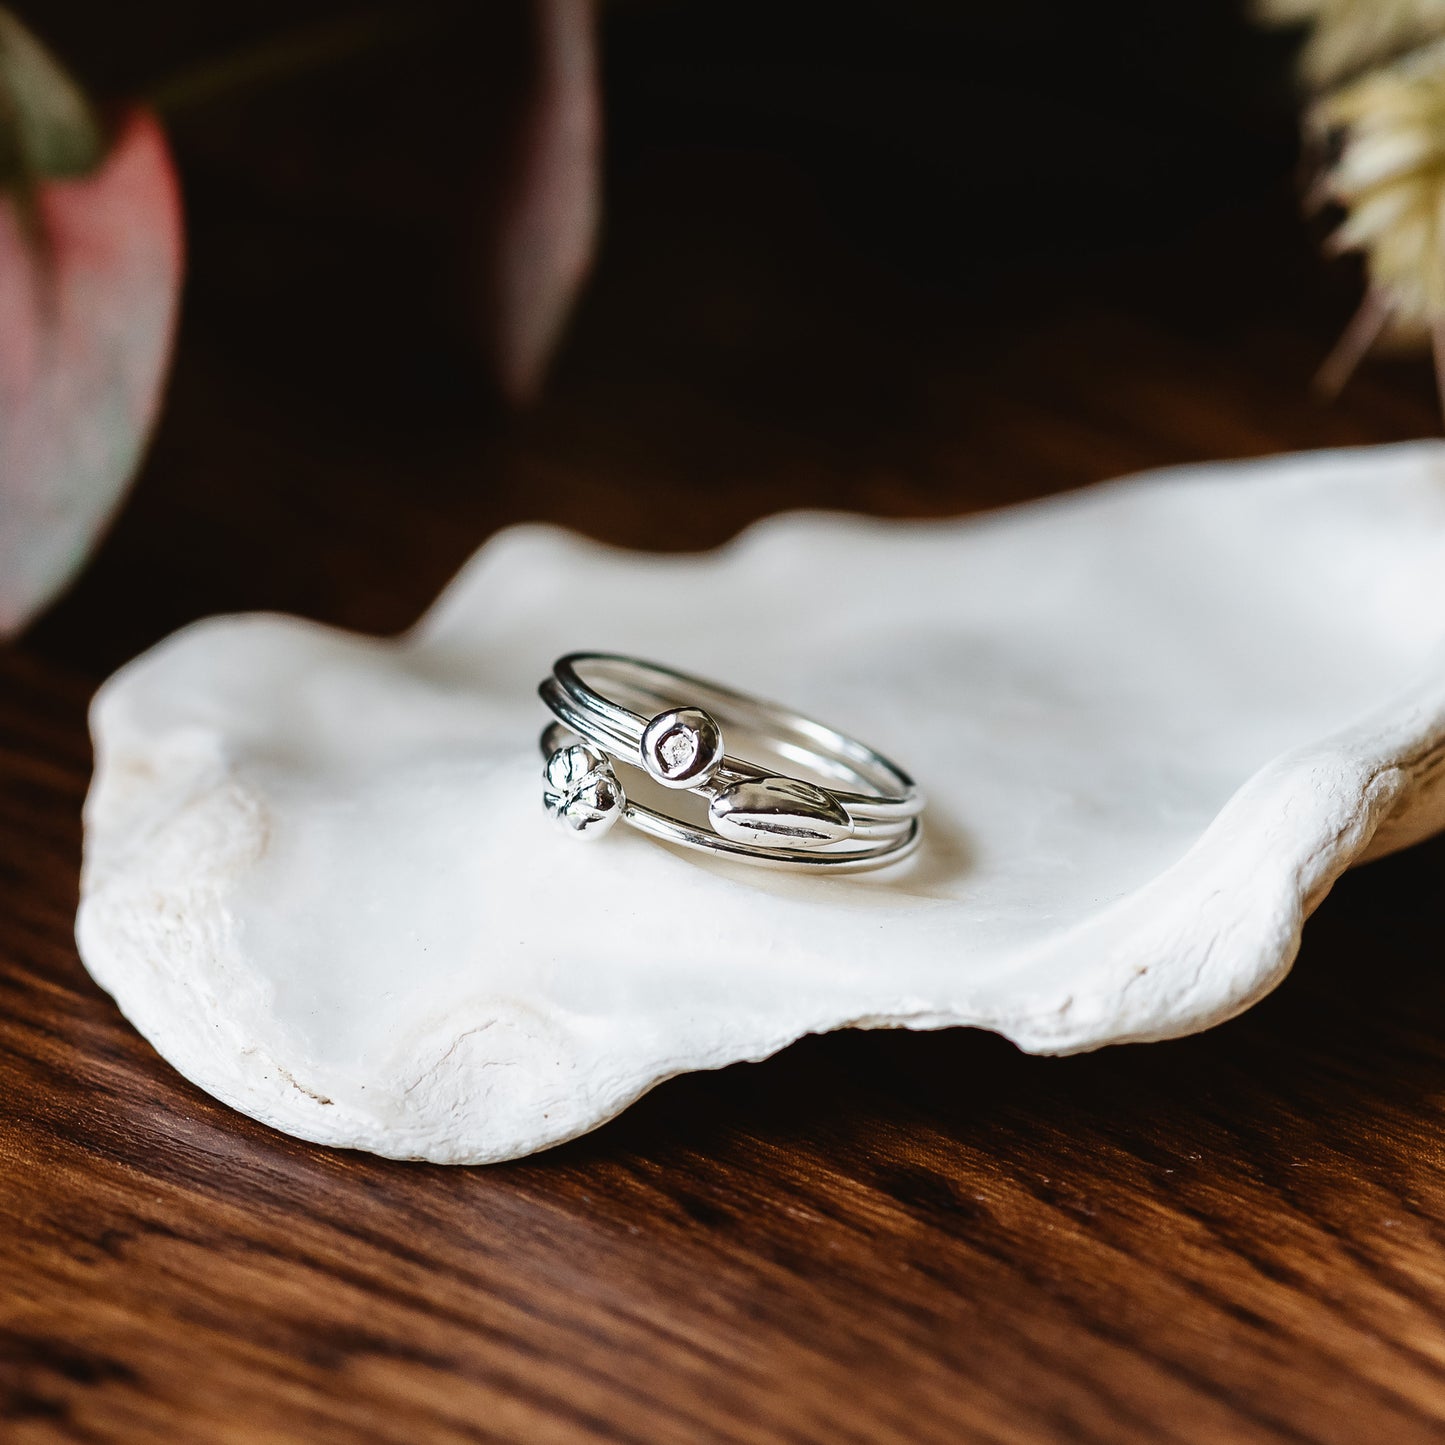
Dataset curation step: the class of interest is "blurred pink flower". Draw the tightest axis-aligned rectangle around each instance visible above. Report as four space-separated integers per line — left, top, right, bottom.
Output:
0 11 183 637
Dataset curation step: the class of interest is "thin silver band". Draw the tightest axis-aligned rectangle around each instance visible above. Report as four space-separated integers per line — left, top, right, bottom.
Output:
538 653 922 871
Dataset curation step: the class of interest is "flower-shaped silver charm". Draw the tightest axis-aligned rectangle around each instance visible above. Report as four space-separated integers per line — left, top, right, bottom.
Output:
543 743 624 839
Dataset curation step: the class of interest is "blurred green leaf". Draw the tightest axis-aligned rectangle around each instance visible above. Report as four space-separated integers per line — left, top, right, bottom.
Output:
0 6 104 189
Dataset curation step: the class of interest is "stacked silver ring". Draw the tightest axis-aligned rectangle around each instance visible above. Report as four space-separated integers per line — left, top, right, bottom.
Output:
538 653 923 871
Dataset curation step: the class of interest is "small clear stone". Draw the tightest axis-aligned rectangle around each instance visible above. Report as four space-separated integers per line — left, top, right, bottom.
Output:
659 728 697 773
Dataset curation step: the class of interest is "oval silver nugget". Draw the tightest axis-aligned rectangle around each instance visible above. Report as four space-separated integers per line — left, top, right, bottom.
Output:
708 777 854 849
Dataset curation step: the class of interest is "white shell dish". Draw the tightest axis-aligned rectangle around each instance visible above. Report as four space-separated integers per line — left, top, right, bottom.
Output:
78 444 1445 1163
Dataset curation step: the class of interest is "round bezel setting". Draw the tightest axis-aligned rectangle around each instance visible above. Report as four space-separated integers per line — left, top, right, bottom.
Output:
640 706 724 789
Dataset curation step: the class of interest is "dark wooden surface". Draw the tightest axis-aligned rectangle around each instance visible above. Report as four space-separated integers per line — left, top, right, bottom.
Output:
8 10 1445 1438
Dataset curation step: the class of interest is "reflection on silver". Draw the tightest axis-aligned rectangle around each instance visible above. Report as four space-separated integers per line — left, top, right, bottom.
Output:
539 653 922 872
541 742 624 839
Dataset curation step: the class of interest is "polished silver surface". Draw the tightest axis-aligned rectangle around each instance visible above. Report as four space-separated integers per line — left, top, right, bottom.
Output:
538 653 922 871
709 776 854 848
640 706 724 789
541 741 624 839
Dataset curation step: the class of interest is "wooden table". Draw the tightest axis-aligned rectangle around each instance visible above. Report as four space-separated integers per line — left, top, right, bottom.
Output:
6 22 1445 1436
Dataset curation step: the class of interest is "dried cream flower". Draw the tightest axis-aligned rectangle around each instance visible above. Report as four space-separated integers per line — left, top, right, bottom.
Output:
1257 0 1445 90
1319 41 1445 327
1256 1 1445 395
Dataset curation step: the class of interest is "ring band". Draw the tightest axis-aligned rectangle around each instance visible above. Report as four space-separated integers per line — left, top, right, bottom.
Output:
538 653 923 871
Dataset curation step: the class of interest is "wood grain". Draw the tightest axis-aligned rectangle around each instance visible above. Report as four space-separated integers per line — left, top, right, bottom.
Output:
6 10 1445 1438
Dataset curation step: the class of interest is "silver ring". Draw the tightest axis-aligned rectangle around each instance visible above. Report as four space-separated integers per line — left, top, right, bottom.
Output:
538 653 923 871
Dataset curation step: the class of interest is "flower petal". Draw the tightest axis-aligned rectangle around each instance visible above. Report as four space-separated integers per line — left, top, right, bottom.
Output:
488 0 600 405
0 107 184 636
